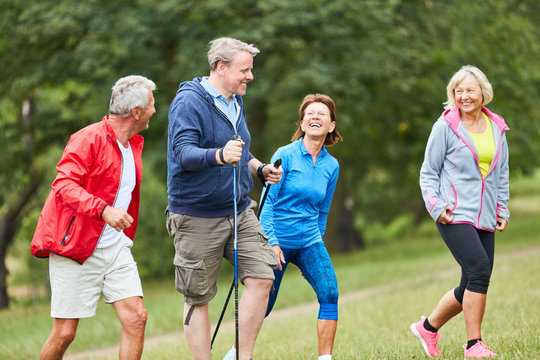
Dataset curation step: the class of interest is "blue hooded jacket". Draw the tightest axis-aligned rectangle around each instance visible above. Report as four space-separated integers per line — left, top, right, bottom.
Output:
167 78 255 217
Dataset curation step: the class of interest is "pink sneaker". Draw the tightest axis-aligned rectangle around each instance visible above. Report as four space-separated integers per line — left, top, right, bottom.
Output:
464 341 497 358
410 316 442 357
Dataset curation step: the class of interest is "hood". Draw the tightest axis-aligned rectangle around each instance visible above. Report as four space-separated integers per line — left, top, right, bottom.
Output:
443 107 510 133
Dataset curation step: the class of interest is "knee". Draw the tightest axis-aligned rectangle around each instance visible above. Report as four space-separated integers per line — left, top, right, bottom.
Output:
125 306 148 334
53 326 77 347
318 286 339 305
245 277 273 292
467 264 492 293
454 286 465 304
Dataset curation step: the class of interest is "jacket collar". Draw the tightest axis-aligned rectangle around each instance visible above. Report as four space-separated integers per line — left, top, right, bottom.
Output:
102 116 144 147
443 107 509 133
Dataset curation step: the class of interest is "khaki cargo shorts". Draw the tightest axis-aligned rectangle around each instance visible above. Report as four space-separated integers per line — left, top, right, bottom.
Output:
166 201 278 305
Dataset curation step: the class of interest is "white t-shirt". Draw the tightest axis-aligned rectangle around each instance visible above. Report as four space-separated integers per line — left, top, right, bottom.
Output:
97 141 136 248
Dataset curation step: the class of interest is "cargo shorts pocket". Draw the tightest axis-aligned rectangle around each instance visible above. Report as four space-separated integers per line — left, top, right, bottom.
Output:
166 211 186 238
258 229 279 269
174 256 208 297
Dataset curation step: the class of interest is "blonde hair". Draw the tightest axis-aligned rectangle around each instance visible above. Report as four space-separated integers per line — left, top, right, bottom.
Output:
444 65 493 110
291 94 343 146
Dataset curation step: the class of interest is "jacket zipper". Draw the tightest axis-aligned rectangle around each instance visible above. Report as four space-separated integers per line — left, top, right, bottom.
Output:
95 136 124 247
62 216 76 245
209 98 239 138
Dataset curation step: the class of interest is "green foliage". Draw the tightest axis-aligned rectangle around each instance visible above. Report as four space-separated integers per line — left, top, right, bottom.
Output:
1 0 540 289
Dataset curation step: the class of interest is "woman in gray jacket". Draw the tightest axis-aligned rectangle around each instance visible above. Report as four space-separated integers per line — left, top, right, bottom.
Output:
410 65 509 359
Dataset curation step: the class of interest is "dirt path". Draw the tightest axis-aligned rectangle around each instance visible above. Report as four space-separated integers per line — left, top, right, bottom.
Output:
64 245 540 359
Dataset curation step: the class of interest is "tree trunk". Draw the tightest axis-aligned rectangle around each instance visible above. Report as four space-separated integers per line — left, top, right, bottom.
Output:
0 95 41 309
324 166 364 253
0 177 41 309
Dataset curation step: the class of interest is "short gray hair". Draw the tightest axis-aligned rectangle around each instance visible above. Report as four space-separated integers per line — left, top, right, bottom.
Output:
109 75 156 117
207 37 260 71
444 65 493 110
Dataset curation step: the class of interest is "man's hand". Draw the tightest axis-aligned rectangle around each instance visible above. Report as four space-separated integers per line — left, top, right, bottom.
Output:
263 163 283 185
101 206 133 232
218 139 245 164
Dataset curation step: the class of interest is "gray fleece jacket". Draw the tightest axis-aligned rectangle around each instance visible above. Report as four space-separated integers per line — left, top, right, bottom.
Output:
420 107 510 232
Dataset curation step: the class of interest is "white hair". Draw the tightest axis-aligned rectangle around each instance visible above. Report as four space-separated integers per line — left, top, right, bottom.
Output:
444 65 493 110
207 37 259 71
109 75 156 117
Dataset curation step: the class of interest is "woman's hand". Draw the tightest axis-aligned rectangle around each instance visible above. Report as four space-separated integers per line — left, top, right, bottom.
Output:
495 217 508 232
272 245 286 270
437 206 454 224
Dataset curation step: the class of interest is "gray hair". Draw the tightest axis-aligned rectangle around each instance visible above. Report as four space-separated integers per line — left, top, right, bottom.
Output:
109 75 157 117
444 65 493 110
207 37 260 71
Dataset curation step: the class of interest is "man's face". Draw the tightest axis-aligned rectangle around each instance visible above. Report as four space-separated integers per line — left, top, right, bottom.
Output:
138 91 156 130
220 50 254 99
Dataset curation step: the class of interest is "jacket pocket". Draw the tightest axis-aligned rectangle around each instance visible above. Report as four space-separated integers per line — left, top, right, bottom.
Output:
61 216 76 245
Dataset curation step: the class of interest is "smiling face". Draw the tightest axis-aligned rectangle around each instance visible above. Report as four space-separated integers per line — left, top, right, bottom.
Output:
219 50 254 99
454 75 484 117
133 90 156 131
300 102 335 140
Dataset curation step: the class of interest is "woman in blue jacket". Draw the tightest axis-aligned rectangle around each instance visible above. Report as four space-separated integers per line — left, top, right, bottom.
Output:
411 66 510 359
260 94 342 360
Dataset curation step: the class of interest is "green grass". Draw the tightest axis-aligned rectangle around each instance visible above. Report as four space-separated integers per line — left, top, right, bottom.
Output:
1 171 540 359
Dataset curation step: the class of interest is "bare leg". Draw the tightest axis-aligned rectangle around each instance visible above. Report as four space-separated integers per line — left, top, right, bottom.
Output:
183 303 211 360
428 289 463 329
317 319 337 356
463 290 486 340
39 318 79 360
113 296 147 360
237 277 273 360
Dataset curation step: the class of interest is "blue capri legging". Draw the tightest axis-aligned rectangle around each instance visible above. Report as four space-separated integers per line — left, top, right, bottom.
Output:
436 223 495 303
265 242 339 320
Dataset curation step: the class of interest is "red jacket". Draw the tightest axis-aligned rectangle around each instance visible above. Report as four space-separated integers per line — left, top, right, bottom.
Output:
31 117 144 264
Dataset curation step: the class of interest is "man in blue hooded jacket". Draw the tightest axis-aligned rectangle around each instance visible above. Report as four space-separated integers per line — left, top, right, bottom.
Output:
166 37 281 360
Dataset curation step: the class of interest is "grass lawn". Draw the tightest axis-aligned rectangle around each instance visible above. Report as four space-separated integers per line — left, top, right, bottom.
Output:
1 172 539 359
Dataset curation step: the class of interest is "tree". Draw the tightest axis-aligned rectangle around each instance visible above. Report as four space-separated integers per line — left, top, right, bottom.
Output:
1 0 539 308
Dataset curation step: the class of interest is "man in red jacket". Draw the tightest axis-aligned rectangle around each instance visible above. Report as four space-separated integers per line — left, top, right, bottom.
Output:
31 75 156 360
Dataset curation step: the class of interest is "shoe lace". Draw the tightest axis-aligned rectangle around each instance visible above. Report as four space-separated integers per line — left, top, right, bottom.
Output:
478 341 495 354
427 331 442 345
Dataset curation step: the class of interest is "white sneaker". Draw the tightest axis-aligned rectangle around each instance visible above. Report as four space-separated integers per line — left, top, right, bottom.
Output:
223 347 235 360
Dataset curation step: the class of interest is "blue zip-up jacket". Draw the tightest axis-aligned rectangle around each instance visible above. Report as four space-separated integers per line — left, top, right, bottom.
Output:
167 78 255 217
420 107 510 232
260 139 339 249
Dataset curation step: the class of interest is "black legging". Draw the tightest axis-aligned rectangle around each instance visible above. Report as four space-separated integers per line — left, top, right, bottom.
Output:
436 223 495 303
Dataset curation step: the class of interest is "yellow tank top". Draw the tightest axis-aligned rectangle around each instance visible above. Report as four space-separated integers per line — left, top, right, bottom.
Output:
468 113 495 178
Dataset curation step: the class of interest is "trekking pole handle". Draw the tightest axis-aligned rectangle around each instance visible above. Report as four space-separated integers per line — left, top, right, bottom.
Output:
231 135 242 168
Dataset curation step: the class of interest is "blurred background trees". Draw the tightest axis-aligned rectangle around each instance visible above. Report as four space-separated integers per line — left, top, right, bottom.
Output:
1 0 539 308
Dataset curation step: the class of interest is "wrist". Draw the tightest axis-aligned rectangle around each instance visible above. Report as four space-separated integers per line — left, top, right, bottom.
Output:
219 147 226 164
257 163 268 185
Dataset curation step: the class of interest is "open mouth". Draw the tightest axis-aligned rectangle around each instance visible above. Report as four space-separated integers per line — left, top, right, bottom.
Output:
310 123 321 128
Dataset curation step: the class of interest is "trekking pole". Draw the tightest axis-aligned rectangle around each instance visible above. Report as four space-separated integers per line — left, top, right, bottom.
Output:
232 147 240 360
210 158 281 350
257 158 282 219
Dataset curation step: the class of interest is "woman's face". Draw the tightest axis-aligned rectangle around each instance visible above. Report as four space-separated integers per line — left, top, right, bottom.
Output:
300 102 335 140
454 75 484 116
